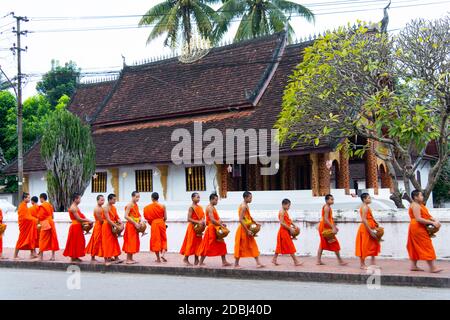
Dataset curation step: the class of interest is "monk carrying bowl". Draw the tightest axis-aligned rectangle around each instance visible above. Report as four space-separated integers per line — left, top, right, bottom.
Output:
426 224 439 238
193 223 206 237
82 222 93 234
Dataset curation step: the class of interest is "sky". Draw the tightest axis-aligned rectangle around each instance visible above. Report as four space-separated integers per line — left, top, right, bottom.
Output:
0 0 449 99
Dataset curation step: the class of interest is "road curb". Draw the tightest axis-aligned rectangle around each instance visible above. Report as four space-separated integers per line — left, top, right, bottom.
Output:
1 260 448 288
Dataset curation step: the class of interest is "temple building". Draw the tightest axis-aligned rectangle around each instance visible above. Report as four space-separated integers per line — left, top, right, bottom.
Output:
2 32 435 208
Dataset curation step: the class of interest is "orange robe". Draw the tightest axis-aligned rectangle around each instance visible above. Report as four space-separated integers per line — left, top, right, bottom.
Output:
15 201 38 250
234 205 259 258
180 205 204 256
85 208 103 257
63 209 86 258
102 205 121 258
122 203 141 254
37 202 60 252
355 207 381 259
406 204 436 261
0 209 3 255
275 210 296 255
196 207 227 257
318 205 340 252
29 204 40 248
144 202 167 253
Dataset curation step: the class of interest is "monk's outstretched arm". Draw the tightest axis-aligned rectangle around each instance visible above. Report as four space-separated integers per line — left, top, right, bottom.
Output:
412 206 439 227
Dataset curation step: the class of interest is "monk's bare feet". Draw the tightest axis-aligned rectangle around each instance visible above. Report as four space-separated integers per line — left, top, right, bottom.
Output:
71 258 82 263
410 266 424 271
360 265 368 270
90 258 99 264
256 264 265 268
198 262 206 267
154 259 162 263
222 262 232 267
105 261 112 266
161 256 167 262
125 260 137 265
234 264 243 269
430 267 443 273
339 261 348 266
0 256 6 260
316 261 325 265
183 260 193 266
294 261 303 266
49 257 56 262
271 258 280 266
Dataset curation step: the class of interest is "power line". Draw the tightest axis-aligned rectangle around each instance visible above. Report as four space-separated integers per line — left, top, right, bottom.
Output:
26 0 450 33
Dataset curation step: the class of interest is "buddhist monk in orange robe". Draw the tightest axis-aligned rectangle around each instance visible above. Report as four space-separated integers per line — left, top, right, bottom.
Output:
29 196 40 249
197 193 231 267
85 195 104 262
407 190 442 273
63 193 93 263
37 193 59 261
14 193 39 260
317 194 347 266
143 192 168 263
122 191 142 264
234 191 264 268
180 192 205 266
0 208 4 259
102 193 123 266
273 199 302 266
355 193 381 269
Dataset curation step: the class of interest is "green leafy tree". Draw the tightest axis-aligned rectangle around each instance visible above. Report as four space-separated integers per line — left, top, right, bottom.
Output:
36 60 80 108
276 18 449 207
4 94 52 161
139 0 220 51
433 160 450 207
41 109 96 211
214 0 314 42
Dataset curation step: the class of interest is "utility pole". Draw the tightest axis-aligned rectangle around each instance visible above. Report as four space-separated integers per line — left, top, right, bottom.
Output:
11 13 28 203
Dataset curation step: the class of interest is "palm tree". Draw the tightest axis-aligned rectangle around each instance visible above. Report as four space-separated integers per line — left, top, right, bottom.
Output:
214 0 314 42
139 0 220 52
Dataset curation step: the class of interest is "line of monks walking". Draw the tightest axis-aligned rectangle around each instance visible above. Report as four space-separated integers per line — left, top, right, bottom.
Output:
0 189 443 273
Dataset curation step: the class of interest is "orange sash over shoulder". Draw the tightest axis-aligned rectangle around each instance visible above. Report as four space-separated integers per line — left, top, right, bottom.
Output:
180 205 204 256
407 204 436 261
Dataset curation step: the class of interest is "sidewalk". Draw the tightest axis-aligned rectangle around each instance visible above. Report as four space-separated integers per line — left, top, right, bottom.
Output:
1 248 449 288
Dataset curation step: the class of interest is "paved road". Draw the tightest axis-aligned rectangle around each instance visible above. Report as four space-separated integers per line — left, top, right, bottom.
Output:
1 268 449 300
